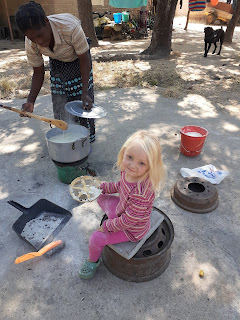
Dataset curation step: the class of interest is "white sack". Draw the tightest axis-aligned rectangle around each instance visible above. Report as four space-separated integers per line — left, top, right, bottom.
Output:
180 164 229 184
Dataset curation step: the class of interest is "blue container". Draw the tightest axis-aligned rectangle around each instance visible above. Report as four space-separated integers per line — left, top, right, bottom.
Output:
113 13 122 24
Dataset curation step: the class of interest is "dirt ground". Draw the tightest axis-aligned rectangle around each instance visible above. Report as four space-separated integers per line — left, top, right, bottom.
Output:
0 17 240 118
0 19 240 320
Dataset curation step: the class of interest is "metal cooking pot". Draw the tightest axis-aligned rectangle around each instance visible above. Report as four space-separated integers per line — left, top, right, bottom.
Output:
46 124 90 163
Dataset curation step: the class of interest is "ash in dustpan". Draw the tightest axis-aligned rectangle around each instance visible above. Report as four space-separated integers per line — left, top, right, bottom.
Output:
21 212 64 249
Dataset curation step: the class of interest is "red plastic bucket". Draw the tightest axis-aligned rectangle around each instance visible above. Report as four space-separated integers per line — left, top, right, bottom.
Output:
180 125 208 157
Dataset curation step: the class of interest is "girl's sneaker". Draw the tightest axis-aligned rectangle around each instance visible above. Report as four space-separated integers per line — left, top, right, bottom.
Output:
79 260 100 279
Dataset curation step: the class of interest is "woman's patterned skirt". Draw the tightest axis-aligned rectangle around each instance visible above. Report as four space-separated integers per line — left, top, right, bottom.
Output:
49 42 95 143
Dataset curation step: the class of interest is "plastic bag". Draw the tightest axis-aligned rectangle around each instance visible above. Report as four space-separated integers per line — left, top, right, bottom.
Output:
180 164 229 184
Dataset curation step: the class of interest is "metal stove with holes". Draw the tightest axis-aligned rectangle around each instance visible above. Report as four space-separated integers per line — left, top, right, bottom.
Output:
171 176 219 213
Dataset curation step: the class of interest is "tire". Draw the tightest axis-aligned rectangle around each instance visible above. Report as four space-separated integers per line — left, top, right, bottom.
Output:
101 207 174 282
206 13 217 25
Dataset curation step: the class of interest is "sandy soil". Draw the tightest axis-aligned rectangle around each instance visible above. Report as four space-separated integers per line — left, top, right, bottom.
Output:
0 17 240 117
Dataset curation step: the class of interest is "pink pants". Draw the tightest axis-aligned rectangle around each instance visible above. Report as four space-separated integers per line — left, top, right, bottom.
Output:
89 194 129 262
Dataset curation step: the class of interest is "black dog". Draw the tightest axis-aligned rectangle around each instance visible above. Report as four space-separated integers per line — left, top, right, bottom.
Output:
204 27 225 57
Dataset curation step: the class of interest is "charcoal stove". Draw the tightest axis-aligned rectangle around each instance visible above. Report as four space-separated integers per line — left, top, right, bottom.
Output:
52 157 89 184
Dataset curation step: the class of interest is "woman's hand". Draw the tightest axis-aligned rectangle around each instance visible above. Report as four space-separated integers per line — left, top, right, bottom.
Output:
78 52 92 111
82 94 93 111
21 65 44 117
20 102 34 117
97 225 104 232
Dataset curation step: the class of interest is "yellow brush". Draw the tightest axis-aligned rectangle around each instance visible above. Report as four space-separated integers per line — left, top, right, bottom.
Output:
15 240 63 264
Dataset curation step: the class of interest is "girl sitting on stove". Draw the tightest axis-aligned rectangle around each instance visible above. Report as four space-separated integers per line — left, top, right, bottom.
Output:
79 130 166 279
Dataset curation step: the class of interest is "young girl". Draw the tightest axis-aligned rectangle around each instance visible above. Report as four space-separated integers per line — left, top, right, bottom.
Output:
79 130 166 279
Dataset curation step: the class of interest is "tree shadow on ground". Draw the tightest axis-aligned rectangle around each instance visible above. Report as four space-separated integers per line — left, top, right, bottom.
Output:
1 86 239 319
0 25 240 318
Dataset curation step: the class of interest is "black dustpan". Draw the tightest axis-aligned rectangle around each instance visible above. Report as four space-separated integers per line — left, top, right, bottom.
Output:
8 199 72 250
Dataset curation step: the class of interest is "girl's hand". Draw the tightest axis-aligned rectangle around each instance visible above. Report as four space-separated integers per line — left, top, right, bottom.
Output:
97 226 104 232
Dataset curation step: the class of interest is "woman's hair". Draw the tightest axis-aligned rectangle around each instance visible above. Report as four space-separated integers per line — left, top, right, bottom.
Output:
117 130 166 193
16 1 46 33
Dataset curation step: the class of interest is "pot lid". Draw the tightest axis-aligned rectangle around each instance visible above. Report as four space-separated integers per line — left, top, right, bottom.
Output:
65 101 107 119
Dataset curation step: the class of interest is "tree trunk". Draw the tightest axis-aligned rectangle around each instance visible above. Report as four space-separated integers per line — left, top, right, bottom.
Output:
142 0 178 57
225 0 240 43
77 0 98 47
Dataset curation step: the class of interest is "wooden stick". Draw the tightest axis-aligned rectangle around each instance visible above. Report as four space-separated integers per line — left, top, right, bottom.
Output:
0 105 68 130
184 10 190 30
3 0 14 42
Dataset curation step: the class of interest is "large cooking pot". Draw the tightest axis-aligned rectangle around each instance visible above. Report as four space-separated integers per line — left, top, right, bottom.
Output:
46 124 90 163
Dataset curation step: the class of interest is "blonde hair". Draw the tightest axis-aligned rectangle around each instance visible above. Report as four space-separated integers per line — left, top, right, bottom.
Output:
117 130 166 193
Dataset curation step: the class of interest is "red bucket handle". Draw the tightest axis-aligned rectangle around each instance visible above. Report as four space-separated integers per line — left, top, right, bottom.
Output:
180 143 202 154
